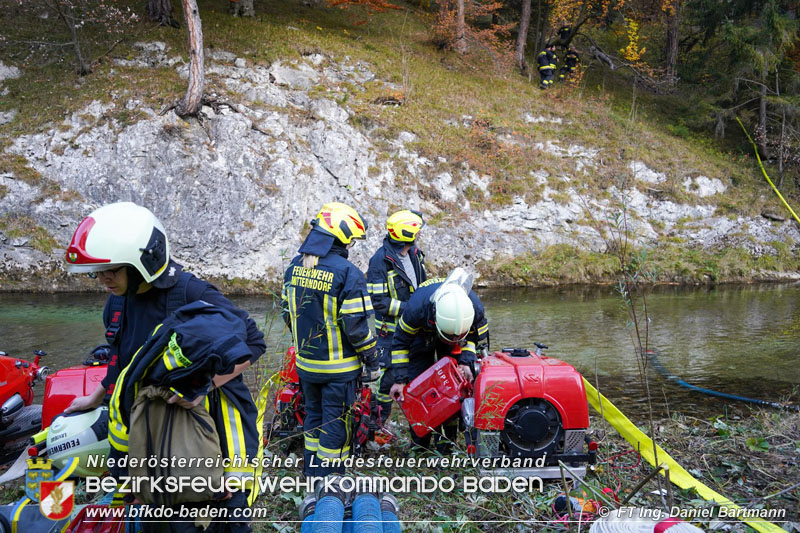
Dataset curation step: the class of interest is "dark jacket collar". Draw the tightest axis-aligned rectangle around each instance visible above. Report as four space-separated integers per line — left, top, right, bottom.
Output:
382 237 418 285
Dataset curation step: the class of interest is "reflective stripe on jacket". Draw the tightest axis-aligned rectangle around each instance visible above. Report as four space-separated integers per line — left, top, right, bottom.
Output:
282 247 377 383
366 237 426 338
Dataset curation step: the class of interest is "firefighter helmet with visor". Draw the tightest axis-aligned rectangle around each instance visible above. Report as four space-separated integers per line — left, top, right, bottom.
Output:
65 202 169 284
312 202 368 245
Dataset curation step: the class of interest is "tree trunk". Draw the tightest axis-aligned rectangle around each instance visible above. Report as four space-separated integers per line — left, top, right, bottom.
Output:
147 0 180 27
455 0 466 54
778 110 785 189
757 64 770 160
534 0 549 54
176 0 204 117
51 0 90 75
515 0 532 74
664 0 679 85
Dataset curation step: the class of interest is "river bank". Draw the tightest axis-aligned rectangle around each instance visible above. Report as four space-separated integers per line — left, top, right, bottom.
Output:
2 258 800 294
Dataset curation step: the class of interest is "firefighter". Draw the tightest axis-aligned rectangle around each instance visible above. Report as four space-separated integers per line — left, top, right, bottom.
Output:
282 202 380 477
559 48 580 80
558 25 571 44
388 270 489 451
366 210 427 425
63 201 266 533
537 43 558 89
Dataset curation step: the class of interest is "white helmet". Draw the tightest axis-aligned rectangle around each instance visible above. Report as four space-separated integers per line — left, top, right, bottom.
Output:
433 284 475 344
47 407 110 477
65 202 169 283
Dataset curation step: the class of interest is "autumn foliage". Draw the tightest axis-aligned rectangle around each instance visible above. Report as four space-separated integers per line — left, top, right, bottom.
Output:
431 0 513 64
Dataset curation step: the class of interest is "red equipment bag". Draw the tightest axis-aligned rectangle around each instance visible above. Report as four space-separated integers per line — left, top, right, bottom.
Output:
401 356 469 438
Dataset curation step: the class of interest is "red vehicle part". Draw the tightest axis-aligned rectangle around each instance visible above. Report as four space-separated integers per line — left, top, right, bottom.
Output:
42 365 107 429
473 349 589 431
0 355 38 409
400 356 469 438
0 351 49 463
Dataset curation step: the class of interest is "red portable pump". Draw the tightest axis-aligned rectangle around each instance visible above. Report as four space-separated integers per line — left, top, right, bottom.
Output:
400 344 596 478
0 350 49 463
466 346 596 477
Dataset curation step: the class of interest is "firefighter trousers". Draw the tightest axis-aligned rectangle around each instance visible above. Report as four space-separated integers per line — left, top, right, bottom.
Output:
539 68 555 88
301 378 357 477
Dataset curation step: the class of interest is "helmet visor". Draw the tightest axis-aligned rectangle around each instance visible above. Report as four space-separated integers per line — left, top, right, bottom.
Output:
436 325 469 345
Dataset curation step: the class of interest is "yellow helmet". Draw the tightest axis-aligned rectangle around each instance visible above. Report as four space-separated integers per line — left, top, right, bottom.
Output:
314 202 368 244
386 210 424 243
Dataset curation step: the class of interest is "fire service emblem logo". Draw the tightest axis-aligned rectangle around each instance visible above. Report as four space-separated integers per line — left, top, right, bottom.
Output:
39 480 74 520
24 458 53 502
68 252 77 263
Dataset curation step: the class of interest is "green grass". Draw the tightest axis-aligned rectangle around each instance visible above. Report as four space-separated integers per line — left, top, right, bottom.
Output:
0 214 59 253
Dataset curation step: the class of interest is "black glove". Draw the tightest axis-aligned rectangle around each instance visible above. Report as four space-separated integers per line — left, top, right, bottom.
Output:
361 351 380 382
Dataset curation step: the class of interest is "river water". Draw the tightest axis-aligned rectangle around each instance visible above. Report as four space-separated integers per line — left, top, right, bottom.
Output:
1 284 798 419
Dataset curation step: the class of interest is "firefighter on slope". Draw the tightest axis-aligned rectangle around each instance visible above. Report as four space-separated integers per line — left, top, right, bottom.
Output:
282 202 380 477
389 268 488 452
63 202 266 533
366 210 427 425
537 43 558 89
559 48 580 80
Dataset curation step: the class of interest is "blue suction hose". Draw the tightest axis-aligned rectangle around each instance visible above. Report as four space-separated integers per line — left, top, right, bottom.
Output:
647 350 800 411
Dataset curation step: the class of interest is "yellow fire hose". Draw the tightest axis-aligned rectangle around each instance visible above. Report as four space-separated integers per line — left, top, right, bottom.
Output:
735 116 800 226
583 377 787 533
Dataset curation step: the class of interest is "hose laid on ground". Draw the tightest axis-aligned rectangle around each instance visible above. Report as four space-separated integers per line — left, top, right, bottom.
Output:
646 350 800 411
583 378 787 533
735 116 800 226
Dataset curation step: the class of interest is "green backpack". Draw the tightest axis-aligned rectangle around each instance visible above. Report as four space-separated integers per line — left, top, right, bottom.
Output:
127 385 224 505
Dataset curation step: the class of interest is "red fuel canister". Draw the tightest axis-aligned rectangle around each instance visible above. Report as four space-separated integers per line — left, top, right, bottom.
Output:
401 356 468 438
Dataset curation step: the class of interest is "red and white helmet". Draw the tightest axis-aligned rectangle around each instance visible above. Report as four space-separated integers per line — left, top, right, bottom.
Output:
65 202 169 283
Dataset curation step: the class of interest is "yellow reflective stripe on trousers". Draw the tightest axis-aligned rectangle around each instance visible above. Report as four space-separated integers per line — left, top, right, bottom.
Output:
295 354 361 374
220 390 246 465
323 294 343 360
109 360 133 452
583 378 785 533
317 444 350 460
304 435 319 452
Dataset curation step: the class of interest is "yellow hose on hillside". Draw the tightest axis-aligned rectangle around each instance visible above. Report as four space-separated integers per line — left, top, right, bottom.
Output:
583 377 787 533
735 116 800 225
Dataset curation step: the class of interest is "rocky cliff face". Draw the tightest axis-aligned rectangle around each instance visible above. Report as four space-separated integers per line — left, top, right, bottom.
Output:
1 47 798 291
